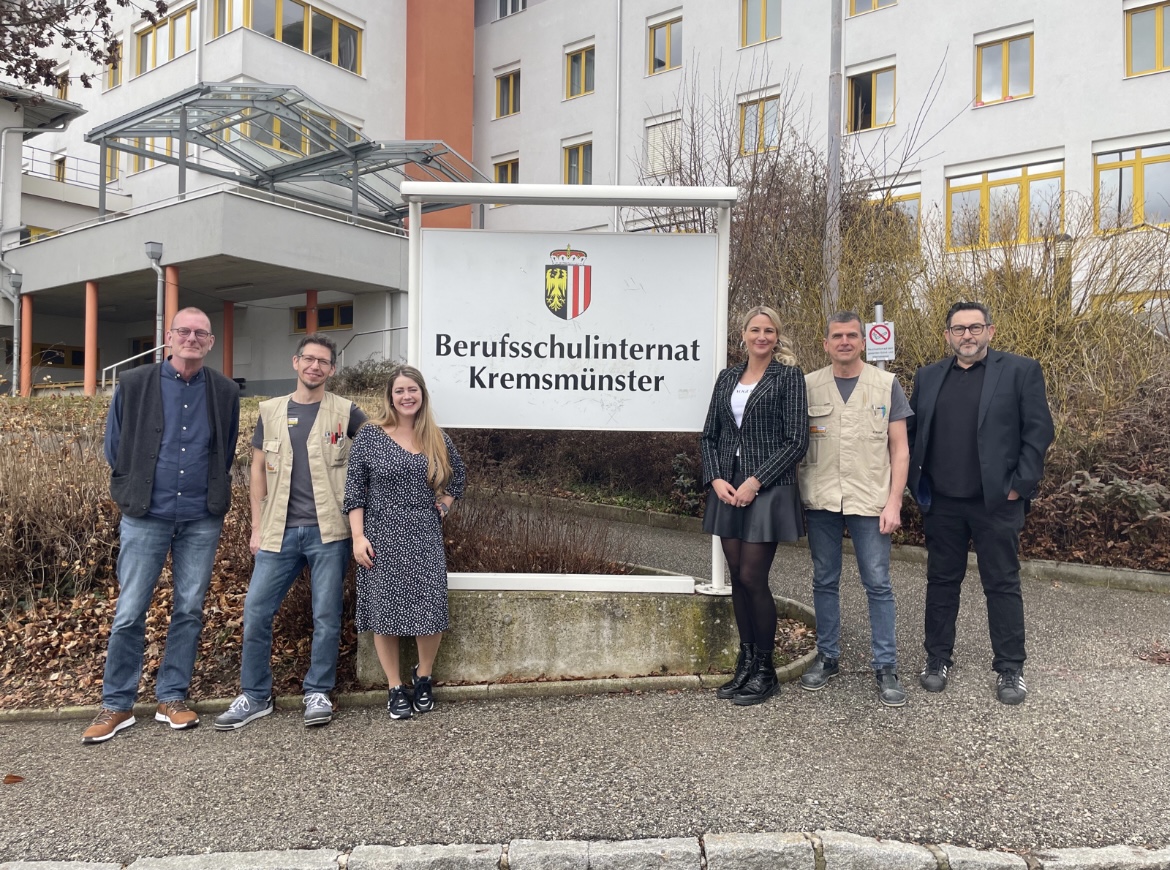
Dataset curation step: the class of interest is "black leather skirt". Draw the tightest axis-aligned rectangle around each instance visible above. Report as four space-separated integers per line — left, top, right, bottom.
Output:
701 462 805 543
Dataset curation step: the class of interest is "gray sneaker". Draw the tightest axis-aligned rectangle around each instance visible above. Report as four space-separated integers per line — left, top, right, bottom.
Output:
214 694 273 730
876 666 907 707
799 653 840 691
303 692 334 727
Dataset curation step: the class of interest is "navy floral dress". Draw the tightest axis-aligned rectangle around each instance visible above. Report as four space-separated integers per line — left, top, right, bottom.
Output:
343 425 467 636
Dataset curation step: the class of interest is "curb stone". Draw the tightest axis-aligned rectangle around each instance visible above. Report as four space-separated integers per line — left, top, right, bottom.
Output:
817 830 936 870
347 844 501 870
4 836 1170 870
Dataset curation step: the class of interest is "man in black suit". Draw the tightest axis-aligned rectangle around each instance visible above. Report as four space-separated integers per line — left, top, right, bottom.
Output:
907 301 1054 705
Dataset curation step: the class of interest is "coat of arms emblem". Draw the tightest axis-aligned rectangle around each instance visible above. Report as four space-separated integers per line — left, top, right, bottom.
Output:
544 246 591 320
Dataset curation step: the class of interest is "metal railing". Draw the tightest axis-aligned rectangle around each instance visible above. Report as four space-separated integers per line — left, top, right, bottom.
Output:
101 346 164 391
339 327 408 369
22 144 119 191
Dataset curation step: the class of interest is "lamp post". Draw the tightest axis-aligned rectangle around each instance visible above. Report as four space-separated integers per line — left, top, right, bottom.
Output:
1054 233 1074 311
3 269 22 396
145 241 164 361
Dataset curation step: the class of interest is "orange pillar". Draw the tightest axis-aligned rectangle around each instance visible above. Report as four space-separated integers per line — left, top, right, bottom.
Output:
222 301 234 378
164 264 180 332
19 294 32 397
406 0 474 228
305 289 318 334
84 281 99 396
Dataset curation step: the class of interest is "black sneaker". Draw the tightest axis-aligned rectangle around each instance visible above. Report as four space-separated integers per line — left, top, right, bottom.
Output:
996 669 1027 705
799 653 840 691
411 665 435 714
875 666 907 707
919 659 950 693
387 685 413 720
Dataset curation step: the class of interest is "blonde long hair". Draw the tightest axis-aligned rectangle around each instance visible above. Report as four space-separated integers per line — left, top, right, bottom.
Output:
741 304 798 366
371 365 454 493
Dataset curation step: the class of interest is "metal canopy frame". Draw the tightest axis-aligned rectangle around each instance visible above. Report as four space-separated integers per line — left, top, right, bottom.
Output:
85 82 487 223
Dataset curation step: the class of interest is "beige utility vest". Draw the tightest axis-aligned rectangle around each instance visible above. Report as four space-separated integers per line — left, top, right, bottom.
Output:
798 364 895 515
256 391 353 552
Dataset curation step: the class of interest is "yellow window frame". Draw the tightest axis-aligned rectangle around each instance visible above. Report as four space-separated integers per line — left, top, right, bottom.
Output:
105 43 123 89
566 46 595 99
495 159 519 184
293 303 353 333
215 0 361 73
849 0 896 16
739 95 781 155
55 72 68 101
135 6 197 76
648 18 682 75
53 156 66 182
847 67 896 132
946 163 1064 250
564 142 592 185
496 70 520 117
975 34 1034 105
740 0 780 47
1093 144 1170 231
1126 2 1170 76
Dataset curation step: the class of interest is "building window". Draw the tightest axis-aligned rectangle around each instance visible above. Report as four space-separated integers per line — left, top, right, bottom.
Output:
976 34 1032 105
293 303 353 333
740 95 781 155
850 0 896 14
1096 143 1170 230
214 0 361 73
105 43 123 89
566 46 595 98
495 158 519 183
741 0 780 46
136 5 199 75
496 70 520 117
53 156 66 182
498 0 526 19
645 118 680 177
649 18 682 74
564 141 592 185
847 67 895 132
132 137 170 173
106 153 120 183
947 161 1064 249
32 343 91 368
870 186 921 238
1127 2 1170 76
54 72 68 101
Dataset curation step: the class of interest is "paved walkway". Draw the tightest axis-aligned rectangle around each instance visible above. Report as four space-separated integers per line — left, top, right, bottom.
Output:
2 522 1169 866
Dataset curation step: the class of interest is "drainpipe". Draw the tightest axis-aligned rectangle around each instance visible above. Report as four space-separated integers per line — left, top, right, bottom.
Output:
612 0 623 232
145 241 164 361
0 261 22 396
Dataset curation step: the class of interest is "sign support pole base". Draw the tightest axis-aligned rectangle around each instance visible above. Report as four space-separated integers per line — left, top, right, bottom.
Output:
696 535 732 596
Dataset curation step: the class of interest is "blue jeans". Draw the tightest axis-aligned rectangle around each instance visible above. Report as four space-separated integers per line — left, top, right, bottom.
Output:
103 513 224 711
806 510 898 670
240 525 349 701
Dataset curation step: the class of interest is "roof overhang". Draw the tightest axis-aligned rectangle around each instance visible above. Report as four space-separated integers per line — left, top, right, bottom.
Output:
0 82 86 137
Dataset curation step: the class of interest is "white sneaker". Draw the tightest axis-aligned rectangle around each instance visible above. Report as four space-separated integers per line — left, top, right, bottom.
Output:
213 694 273 730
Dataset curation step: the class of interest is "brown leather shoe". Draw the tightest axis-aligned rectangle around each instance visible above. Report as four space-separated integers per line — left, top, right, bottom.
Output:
81 708 136 744
155 700 200 730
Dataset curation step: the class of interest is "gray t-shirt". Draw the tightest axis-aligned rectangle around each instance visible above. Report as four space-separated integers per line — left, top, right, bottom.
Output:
834 376 913 422
253 399 368 527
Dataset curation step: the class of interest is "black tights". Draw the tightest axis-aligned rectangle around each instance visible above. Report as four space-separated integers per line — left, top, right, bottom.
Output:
721 538 779 651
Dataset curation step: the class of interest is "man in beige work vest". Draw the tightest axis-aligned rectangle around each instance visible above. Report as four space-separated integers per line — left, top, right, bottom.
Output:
797 311 911 706
215 334 367 729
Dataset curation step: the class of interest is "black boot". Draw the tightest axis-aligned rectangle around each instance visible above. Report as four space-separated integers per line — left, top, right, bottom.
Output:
715 643 756 699
733 648 780 706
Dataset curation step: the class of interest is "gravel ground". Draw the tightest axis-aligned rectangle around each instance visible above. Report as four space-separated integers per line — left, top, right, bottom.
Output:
2 523 1169 864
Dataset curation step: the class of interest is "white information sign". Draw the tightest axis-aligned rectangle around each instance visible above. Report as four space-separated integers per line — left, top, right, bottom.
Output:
419 229 719 431
865 320 896 362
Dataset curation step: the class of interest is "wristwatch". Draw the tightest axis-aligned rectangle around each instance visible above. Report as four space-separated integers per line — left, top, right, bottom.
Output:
437 503 450 517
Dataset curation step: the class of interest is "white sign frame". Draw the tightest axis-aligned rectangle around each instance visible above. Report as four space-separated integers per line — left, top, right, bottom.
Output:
865 320 896 362
400 182 739 595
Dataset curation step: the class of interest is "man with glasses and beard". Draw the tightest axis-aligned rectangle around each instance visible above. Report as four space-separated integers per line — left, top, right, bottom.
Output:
85 308 240 743
215 334 367 730
907 301 1054 705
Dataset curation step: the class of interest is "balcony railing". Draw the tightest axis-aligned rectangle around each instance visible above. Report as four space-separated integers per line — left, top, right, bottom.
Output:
22 144 121 191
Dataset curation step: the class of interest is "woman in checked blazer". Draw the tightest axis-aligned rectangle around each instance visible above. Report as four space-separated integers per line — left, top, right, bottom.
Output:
700 305 809 706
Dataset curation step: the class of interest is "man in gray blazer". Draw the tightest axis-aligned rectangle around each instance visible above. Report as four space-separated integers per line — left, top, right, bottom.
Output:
907 301 1054 705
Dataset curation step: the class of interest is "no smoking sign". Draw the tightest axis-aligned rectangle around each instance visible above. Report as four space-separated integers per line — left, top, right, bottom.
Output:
865 321 896 362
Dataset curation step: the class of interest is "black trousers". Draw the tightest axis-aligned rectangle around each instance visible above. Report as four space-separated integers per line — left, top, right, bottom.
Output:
922 495 1027 672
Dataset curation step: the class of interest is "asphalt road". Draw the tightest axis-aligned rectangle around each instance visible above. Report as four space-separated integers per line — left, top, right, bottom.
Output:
2 523 1169 863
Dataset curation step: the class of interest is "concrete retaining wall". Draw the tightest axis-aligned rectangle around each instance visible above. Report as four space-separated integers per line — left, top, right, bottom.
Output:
355 592 813 688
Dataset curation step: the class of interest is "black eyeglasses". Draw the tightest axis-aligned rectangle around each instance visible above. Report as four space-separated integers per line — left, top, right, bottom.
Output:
298 354 334 368
172 327 213 341
948 324 988 336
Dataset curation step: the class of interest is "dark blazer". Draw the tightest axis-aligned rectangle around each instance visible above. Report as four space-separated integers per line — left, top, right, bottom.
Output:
907 348 1054 513
700 359 809 489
